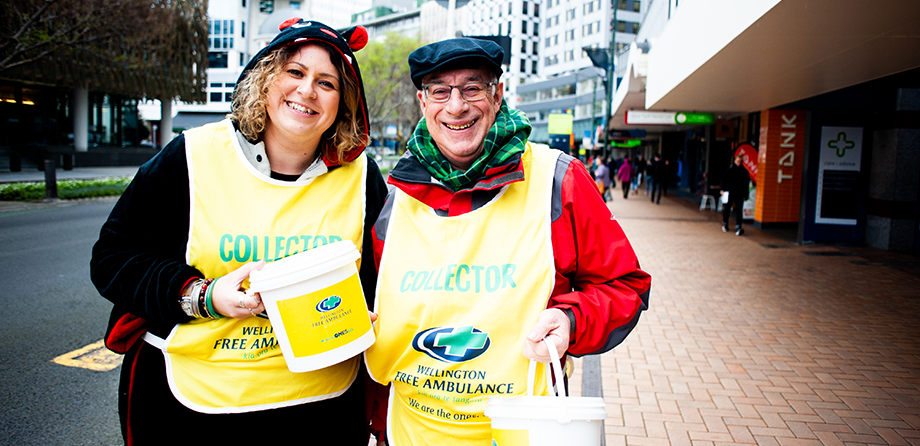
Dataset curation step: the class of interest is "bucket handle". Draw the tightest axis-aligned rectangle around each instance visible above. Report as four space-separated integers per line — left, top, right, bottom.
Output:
526 338 568 398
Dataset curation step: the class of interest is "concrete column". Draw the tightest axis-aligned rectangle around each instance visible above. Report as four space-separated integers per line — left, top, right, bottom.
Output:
159 100 173 149
73 87 89 152
865 88 920 251
446 0 456 40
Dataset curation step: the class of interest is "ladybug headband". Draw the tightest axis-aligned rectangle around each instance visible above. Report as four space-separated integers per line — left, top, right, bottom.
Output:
235 18 371 166
237 18 368 86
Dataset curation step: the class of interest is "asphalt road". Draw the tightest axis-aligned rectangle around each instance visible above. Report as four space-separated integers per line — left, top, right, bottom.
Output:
0 198 123 445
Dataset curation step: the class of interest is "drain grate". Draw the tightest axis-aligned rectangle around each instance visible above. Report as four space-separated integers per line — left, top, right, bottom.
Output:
761 244 790 249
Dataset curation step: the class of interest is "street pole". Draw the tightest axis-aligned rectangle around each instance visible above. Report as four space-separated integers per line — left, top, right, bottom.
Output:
604 2 618 160
592 72 599 155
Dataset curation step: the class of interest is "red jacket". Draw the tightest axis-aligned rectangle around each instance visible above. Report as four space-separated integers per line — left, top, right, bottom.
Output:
367 146 651 436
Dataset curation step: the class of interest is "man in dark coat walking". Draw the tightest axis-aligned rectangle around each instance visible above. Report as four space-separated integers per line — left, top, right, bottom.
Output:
721 154 750 235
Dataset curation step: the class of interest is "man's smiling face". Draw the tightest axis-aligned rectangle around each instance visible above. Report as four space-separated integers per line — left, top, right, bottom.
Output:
417 66 503 171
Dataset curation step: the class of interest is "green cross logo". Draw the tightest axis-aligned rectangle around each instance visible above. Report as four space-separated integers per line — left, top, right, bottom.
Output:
316 295 342 312
828 132 855 158
434 326 489 357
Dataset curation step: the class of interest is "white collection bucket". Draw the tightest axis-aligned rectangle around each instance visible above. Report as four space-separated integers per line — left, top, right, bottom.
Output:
248 240 374 373
484 339 607 446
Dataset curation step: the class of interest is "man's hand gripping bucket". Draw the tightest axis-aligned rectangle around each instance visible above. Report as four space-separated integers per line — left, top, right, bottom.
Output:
485 339 607 445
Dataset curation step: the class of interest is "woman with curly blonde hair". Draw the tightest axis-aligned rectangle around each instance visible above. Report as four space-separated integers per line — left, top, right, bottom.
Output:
91 19 386 445
230 36 366 165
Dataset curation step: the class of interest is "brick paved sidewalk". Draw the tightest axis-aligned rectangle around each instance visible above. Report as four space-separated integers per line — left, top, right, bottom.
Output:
597 189 920 446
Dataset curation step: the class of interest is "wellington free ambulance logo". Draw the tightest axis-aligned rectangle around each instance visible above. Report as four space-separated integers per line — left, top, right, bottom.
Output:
413 326 491 363
316 295 342 312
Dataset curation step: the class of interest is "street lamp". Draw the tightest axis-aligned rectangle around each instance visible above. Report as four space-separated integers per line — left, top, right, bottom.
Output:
605 3 619 160
583 46 609 157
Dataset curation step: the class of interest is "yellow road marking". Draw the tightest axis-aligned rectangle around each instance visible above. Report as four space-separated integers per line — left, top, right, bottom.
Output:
52 340 123 372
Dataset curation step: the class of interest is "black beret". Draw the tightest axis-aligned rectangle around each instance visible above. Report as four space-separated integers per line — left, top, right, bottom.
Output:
408 38 504 90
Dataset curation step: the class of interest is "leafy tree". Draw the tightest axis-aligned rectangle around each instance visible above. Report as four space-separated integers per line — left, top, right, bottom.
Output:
0 0 208 102
359 32 424 152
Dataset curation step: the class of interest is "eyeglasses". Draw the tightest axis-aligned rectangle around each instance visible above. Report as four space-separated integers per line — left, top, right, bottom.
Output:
421 82 495 103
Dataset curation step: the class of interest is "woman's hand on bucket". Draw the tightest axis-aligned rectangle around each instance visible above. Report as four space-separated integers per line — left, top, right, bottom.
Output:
369 311 378 323
211 261 266 318
523 308 570 363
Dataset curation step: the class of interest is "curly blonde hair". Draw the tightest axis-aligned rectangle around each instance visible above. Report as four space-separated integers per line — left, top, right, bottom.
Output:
229 42 366 164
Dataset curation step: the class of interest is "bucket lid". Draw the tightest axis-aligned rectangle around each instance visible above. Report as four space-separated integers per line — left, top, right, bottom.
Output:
248 240 360 293
485 395 607 421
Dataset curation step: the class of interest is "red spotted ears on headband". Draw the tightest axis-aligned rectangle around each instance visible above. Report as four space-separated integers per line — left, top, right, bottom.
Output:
342 26 368 52
279 17 301 31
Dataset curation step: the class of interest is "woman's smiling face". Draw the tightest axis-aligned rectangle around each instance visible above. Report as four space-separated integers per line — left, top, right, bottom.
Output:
264 43 341 148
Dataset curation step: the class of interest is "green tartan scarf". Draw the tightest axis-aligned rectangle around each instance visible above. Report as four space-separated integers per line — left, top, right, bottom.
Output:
407 100 531 191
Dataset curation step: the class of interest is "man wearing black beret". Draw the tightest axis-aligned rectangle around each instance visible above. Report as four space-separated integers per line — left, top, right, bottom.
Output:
365 38 652 445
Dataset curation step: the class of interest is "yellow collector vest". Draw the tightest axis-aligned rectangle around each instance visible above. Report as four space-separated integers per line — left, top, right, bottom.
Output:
152 119 367 413
365 145 560 445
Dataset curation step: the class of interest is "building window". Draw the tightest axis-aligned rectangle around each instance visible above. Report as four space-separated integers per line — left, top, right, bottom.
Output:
566 8 576 20
241 21 245 38
618 21 626 32
532 62 538 74
521 39 527 53
523 1 528 14
208 52 228 68
210 92 222 102
211 20 235 50
522 20 527 34
499 23 503 35
508 2 512 15
533 42 538 55
534 3 539 17
565 29 574 41
533 22 539 36
240 53 246 66
259 0 273 13
520 59 526 72
289 1 300 9
210 82 222 88
633 0 641 12
225 92 234 102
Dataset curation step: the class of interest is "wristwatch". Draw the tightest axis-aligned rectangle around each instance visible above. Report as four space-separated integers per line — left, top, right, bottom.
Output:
179 279 202 318
180 293 197 317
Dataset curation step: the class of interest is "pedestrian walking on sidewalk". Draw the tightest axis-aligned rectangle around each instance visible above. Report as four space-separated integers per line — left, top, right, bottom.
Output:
617 157 634 199
721 154 750 235
363 37 651 446
632 155 646 194
648 154 663 204
90 19 385 445
594 157 612 201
